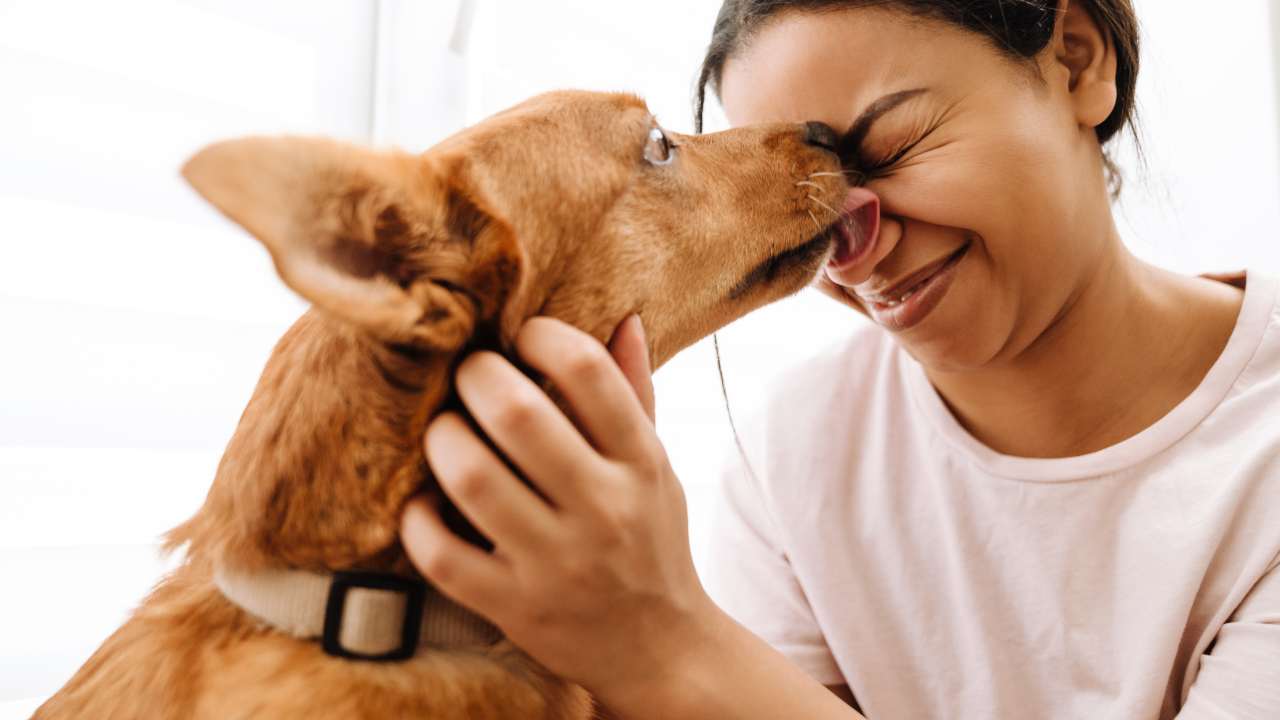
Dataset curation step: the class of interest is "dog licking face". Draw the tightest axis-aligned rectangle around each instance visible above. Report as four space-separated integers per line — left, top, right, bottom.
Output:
37 91 852 720
183 91 849 366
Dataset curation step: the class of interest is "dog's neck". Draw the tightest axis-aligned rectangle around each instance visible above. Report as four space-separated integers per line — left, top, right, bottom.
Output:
169 309 469 575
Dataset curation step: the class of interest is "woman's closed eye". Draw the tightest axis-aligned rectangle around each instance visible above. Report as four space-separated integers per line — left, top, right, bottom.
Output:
849 112 946 179
855 130 933 178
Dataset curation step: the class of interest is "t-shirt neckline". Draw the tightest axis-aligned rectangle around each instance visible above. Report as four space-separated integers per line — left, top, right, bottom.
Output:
902 272 1278 481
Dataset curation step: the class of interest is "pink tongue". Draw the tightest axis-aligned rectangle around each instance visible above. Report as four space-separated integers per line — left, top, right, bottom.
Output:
833 201 876 265
831 220 859 265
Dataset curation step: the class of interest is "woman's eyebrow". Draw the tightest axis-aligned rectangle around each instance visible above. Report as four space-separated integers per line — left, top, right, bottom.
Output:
838 88 930 158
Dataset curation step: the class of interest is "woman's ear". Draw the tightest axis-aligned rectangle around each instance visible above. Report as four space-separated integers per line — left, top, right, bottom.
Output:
182 136 525 352
1053 0 1119 130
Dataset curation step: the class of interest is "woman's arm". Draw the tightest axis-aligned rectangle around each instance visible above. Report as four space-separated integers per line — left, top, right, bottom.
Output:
587 608 864 719
1175 558 1280 719
596 607 864 720
602 685 859 720
399 315 863 720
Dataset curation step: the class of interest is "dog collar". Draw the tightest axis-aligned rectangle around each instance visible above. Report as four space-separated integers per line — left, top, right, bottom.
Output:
214 566 502 662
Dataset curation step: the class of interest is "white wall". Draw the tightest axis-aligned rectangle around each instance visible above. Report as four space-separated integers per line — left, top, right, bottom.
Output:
0 0 378 708
1115 0 1280 273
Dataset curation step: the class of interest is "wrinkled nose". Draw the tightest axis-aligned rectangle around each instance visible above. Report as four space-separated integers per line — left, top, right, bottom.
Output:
803 121 840 155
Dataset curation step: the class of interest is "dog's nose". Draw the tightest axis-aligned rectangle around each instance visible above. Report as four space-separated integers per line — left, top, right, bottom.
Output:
803 121 840 155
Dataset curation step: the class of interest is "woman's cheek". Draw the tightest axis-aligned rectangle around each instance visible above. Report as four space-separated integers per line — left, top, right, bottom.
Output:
871 148 1001 243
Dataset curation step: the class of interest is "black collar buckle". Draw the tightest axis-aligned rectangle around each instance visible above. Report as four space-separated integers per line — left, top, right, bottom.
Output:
322 570 427 662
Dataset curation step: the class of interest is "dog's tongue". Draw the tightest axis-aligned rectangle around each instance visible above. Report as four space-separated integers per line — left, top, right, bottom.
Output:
829 188 880 269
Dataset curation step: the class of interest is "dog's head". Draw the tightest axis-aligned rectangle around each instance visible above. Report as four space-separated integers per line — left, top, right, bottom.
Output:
183 91 852 367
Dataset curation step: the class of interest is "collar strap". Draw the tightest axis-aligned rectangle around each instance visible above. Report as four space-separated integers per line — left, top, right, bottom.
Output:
214 566 502 662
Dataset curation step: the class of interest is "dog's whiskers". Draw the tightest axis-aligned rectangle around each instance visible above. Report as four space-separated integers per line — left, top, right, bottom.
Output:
806 194 843 222
809 169 869 185
807 208 824 232
795 180 824 192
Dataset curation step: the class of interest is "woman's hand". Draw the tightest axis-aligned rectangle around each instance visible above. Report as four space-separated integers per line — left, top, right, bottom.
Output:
399 315 718 705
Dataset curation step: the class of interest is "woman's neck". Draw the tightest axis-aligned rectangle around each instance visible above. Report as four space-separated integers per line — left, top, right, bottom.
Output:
925 248 1244 459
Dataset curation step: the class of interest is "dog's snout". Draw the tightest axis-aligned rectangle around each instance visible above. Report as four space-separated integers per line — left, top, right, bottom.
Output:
803 121 840 155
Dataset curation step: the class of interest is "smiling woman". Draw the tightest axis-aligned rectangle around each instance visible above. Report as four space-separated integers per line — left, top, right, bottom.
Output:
683 1 1280 719
712 3 1149 365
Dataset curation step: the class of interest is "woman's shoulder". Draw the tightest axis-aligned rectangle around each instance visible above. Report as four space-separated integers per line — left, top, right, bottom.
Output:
1223 271 1280 398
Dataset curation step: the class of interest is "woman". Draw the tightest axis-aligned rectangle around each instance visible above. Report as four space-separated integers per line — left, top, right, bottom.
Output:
399 1 1280 717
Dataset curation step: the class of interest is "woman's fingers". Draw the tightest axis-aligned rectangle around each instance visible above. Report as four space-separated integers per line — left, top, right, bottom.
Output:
398 314 704 702
454 351 603 509
400 495 511 618
516 316 659 463
424 412 558 552
607 314 657 423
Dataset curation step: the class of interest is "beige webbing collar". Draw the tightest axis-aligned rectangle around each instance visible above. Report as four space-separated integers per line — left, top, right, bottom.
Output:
214 566 501 660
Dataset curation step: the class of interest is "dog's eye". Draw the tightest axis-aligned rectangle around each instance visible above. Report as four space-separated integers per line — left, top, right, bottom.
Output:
644 126 675 166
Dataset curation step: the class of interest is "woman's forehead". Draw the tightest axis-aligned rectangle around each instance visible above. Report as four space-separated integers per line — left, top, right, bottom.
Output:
718 8 983 128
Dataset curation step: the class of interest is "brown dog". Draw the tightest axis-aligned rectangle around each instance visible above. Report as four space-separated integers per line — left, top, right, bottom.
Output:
35 91 855 719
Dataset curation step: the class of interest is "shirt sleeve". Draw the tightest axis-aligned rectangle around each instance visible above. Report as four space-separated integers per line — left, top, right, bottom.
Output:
700 445 845 686
1176 556 1280 719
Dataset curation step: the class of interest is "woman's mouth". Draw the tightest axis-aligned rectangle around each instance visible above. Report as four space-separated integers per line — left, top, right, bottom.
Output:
858 241 971 331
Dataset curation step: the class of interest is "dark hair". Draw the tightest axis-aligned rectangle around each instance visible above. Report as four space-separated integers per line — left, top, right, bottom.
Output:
694 0 1140 188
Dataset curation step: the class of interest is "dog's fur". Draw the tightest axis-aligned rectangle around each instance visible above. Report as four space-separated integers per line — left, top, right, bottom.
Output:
35 91 849 719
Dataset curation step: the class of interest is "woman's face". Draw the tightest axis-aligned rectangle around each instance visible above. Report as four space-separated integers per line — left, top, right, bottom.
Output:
720 7 1116 371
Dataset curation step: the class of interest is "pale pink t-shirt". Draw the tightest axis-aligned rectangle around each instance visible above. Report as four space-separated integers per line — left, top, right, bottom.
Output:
704 272 1280 719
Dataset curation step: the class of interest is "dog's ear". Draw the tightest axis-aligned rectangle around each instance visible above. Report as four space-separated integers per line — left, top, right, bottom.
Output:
182 136 524 351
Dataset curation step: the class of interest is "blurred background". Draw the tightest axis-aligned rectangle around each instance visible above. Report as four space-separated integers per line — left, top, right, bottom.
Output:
1 0 1278 714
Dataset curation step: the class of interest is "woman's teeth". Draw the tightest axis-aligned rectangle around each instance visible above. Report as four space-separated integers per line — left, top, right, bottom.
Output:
868 242 972 308
877 283 923 307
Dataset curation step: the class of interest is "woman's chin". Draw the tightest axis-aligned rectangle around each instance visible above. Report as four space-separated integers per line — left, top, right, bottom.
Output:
891 279 1004 373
